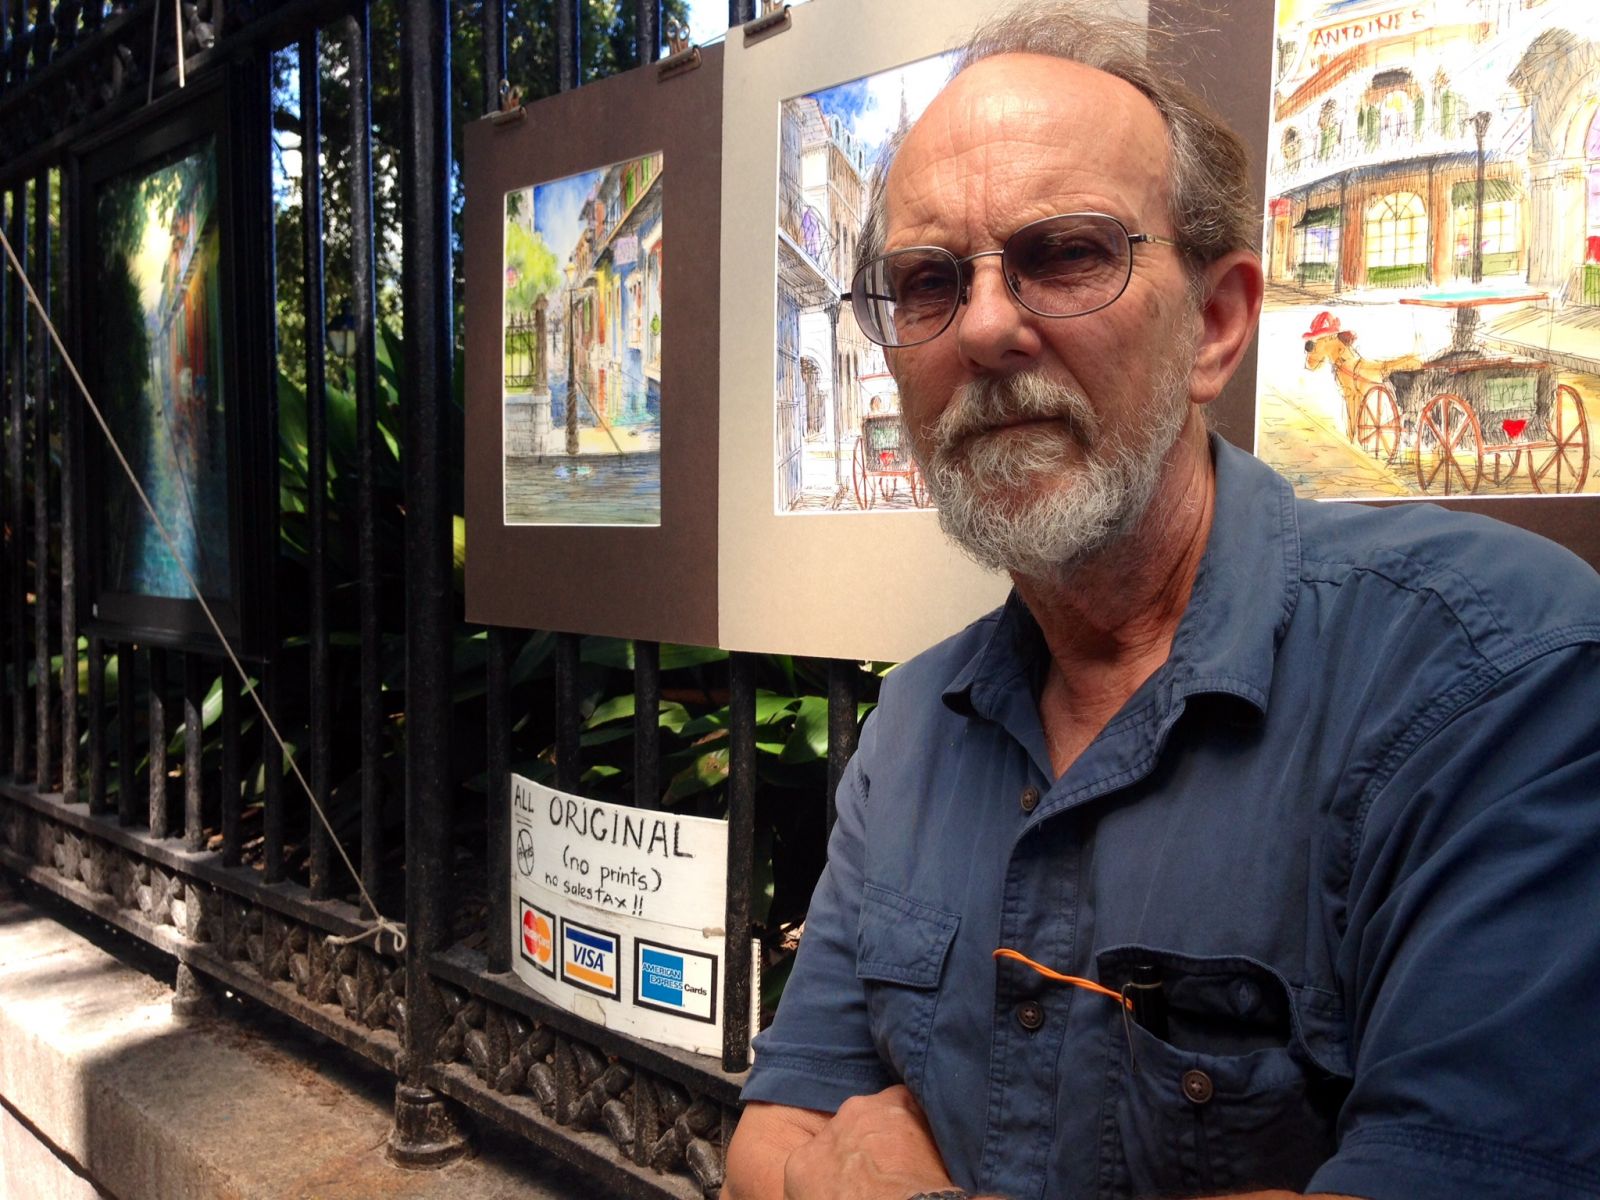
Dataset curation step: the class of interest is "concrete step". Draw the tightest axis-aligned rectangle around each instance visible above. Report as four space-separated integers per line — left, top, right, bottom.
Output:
0 876 603 1200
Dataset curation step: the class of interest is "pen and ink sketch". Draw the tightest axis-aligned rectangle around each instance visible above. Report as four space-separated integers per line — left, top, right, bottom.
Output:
503 152 663 526
773 54 954 514
1256 0 1600 499
95 138 234 599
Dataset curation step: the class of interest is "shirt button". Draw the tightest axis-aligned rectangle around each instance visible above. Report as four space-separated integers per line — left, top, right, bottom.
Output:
1182 1068 1214 1105
1015 1000 1046 1032
1020 786 1040 814
1232 978 1260 1014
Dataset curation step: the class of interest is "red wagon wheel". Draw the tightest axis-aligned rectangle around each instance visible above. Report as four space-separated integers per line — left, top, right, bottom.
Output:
1527 384 1591 495
851 438 873 510
1415 393 1483 496
1355 384 1400 460
909 461 931 509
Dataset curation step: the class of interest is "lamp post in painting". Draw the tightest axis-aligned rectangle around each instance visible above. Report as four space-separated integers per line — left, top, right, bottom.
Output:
1471 111 1491 285
564 261 579 456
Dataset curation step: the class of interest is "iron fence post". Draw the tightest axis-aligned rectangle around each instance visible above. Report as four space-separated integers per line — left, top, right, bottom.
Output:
343 6 383 911
10 181 28 781
148 645 168 838
116 641 133 824
183 652 204 851
722 652 755 1071
300 27 332 900
32 166 51 791
58 162 76 805
392 0 469 1165
826 658 859 834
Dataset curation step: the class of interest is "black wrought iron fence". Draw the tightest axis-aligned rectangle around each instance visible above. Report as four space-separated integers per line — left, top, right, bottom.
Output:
0 3 863 1197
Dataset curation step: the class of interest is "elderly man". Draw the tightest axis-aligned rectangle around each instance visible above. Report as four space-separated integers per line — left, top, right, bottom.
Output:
724 5 1600 1200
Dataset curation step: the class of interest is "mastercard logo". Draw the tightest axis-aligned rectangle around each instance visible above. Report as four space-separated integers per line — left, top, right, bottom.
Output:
518 902 556 977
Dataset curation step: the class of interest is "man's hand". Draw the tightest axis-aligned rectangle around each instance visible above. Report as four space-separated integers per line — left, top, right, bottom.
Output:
782 1085 956 1200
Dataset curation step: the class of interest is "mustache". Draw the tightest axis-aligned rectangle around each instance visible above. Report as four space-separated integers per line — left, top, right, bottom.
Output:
926 372 1098 455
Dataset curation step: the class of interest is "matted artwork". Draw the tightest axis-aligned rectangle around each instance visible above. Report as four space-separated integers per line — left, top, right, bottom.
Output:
95 141 233 597
1255 0 1600 502
73 78 274 654
464 47 723 644
722 0 1167 661
503 153 664 526
773 55 953 515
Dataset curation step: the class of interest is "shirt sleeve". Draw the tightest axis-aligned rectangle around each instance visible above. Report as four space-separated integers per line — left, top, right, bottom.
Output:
1307 640 1600 1200
740 708 895 1112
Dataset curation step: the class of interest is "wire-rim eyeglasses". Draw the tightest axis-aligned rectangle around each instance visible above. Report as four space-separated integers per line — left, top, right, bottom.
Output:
841 211 1180 350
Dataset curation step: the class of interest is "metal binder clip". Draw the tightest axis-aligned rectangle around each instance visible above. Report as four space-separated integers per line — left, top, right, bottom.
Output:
743 3 791 46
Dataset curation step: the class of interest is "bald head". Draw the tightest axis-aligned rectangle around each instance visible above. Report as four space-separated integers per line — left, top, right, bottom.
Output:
885 55 1175 258
853 1 1256 289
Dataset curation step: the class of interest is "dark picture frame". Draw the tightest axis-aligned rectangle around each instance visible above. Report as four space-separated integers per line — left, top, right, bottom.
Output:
70 70 274 655
463 46 723 644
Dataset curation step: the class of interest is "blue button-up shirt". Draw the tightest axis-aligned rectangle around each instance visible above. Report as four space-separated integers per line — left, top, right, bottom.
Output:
744 437 1600 1200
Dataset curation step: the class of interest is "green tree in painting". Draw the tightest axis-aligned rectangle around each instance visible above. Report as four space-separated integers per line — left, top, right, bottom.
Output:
504 218 561 315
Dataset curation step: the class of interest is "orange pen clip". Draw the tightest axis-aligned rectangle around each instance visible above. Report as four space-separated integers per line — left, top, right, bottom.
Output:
993 947 1133 1010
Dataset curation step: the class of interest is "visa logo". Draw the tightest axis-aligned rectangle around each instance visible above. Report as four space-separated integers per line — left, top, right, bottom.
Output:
560 921 620 1000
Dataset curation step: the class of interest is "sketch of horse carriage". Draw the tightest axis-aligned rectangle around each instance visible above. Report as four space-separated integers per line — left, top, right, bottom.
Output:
1304 294 1591 496
851 412 930 510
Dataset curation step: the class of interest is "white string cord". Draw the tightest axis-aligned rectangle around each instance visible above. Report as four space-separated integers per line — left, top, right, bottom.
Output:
0 222 406 955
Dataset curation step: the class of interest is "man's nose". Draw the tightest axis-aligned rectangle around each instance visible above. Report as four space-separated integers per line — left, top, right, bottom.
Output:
954 256 1042 371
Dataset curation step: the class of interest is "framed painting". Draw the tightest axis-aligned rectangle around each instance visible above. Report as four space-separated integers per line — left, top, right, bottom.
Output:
1249 0 1600 567
464 46 723 643
72 71 275 655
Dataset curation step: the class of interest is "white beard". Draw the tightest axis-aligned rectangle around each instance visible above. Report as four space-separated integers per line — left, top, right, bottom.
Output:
910 342 1195 583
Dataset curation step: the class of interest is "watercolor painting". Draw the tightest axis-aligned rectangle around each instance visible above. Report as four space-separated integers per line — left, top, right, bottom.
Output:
95 139 233 600
1255 0 1600 499
502 152 664 526
773 54 954 513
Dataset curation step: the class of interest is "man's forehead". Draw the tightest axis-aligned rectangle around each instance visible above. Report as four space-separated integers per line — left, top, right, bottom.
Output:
886 54 1171 237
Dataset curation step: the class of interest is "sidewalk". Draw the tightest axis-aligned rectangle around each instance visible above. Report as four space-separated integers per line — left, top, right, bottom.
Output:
0 875 597 1200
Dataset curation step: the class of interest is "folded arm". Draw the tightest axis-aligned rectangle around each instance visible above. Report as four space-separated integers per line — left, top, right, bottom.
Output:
723 1091 1362 1200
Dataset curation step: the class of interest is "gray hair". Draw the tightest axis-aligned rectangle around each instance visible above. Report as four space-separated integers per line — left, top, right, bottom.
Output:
855 2 1257 292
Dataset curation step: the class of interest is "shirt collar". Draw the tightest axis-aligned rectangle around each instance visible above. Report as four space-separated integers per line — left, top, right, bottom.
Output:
943 435 1302 720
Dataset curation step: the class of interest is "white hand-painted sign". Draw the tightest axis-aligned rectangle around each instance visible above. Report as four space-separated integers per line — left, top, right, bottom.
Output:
509 774 758 1057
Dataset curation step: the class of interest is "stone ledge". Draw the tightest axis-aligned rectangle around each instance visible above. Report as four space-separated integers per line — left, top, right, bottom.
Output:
0 875 595 1200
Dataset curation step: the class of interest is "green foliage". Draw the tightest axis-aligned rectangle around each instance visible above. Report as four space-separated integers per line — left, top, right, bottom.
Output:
270 0 696 390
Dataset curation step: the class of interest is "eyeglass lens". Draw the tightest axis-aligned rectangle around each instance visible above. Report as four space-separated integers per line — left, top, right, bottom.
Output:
850 213 1137 348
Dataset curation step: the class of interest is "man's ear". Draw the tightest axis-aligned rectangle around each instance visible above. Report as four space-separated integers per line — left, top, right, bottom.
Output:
1187 250 1264 407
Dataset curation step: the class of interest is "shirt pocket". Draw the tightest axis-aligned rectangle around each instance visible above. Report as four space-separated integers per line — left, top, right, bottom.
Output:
1095 946 1351 1199
856 882 960 1094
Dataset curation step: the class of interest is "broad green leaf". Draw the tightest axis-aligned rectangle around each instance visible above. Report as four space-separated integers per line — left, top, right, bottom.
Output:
579 726 634 749
658 700 691 733
585 694 635 728
452 516 467 591
781 695 830 763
